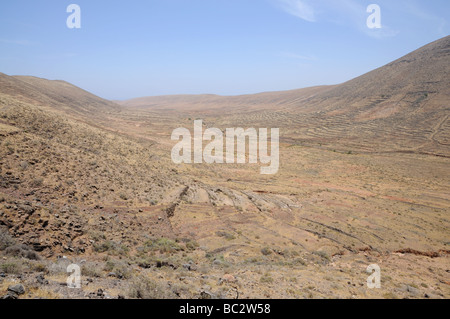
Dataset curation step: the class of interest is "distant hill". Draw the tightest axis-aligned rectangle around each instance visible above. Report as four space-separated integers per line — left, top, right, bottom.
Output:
117 86 333 112
1 36 449 156
118 36 450 156
0 73 120 116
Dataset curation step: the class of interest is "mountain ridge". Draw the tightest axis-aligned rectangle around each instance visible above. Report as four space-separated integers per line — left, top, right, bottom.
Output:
118 36 450 115
0 72 120 116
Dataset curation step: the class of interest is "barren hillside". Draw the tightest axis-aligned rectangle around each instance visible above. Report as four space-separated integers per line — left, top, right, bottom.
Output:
0 37 449 300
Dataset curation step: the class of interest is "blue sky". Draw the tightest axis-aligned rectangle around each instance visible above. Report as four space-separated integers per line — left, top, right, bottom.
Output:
0 0 448 100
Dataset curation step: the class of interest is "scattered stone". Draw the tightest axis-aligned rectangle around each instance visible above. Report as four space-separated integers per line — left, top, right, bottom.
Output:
183 263 196 271
424 292 441 299
189 264 198 271
18 204 34 215
212 259 222 266
137 260 152 269
200 290 215 299
36 274 49 285
97 289 105 298
2 293 18 299
399 284 420 296
8 284 25 295
156 260 177 269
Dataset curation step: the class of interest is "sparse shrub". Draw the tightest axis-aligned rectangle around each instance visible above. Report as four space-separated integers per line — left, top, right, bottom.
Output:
144 238 181 254
31 177 44 187
47 258 72 275
260 273 274 284
292 258 307 266
245 257 260 264
103 259 131 279
197 264 210 274
93 240 129 256
29 261 48 273
216 231 236 241
93 240 114 253
185 240 199 251
128 275 175 299
261 247 272 256
170 282 193 298
104 260 115 272
136 258 153 269
112 264 132 279
5 244 40 260
19 161 29 170
313 251 330 262
82 263 102 278
89 231 106 242
0 226 15 251
0 262 22 274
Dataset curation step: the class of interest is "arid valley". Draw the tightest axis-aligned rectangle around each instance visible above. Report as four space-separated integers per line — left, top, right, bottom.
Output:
0 36 449 299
